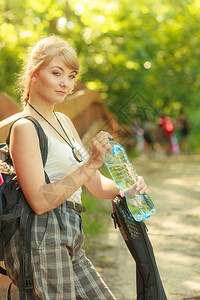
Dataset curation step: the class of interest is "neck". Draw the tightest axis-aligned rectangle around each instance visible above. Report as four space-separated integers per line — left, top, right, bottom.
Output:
25 99 55 121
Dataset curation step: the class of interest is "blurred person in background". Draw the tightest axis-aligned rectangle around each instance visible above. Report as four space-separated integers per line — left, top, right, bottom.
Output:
133 118 144 155
157 114 174 156
142 115 156 157
176 108 191 154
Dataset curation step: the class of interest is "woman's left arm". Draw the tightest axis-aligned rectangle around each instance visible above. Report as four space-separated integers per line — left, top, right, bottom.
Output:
85 170 119 199
84 171 148 199
61 113 148 199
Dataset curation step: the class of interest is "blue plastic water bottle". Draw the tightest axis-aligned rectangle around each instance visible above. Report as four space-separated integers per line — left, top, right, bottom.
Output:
104 140 155 221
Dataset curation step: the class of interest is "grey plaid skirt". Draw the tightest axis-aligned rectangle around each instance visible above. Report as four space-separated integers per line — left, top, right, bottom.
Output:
4 203 116 300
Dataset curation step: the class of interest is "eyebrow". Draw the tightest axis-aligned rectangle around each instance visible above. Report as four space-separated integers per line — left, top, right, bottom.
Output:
51 66 77 74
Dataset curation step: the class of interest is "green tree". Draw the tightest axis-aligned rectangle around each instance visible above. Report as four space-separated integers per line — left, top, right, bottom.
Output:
0 0 199 151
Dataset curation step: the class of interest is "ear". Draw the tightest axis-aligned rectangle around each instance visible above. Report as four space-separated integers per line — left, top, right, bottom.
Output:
29 67 36 82
32 75 36 82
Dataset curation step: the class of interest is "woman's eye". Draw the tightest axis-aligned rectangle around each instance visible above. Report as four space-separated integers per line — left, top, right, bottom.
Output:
69 74 76 79
53 71 60 76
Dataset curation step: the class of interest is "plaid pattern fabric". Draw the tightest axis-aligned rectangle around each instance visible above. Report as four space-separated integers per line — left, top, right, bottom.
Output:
4 204 116 299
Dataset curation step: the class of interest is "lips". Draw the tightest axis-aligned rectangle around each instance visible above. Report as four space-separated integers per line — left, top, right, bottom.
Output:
56 90 66 95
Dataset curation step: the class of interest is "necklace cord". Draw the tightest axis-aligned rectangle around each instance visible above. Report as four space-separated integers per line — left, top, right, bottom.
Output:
28 102 74 148
53 112 75 149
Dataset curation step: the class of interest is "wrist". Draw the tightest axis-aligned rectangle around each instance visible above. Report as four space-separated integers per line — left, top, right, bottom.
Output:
84 159 98 176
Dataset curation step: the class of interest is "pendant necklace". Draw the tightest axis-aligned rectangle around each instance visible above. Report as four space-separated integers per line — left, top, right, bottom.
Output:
28 102 83 163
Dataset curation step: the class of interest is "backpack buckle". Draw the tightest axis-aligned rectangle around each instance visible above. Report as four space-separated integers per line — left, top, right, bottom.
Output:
24 278 33 290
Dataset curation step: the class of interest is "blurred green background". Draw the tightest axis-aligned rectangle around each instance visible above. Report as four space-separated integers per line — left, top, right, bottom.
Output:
0 0 200 152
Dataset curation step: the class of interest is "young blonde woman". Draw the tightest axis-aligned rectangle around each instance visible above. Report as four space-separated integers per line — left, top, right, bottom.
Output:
4 36 148 299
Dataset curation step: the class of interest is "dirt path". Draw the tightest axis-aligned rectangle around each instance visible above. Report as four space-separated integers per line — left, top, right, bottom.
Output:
89 154 200 300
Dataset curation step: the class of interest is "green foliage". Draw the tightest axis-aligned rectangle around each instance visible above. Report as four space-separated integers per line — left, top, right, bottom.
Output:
81 186 111 237
0 0 199 151
188 110 200 152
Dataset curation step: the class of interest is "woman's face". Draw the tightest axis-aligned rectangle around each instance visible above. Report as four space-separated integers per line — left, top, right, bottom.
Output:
32 56 77 105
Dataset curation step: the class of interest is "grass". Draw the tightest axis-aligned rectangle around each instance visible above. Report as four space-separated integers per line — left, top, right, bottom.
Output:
81 165 115 252
81 188 111 229
81 187 113 253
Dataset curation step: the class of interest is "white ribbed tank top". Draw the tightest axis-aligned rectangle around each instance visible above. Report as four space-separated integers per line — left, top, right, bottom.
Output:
43 114 88 204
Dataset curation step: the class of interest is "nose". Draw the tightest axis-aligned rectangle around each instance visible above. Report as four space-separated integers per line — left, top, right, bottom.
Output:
60 76 69 87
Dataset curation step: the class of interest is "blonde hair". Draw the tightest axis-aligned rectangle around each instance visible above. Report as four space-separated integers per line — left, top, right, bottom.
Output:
16 35 80 107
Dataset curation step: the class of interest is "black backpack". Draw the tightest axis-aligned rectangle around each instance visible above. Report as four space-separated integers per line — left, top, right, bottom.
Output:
111 196 167 300
0 116 65 300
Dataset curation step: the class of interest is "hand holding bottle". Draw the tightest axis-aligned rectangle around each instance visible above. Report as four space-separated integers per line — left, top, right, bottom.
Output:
104 140 155 221
89 131 113 169
136 176 149 195
119 175 148 197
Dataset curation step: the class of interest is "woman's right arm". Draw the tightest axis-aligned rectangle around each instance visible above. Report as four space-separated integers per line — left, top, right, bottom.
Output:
10 119 111 215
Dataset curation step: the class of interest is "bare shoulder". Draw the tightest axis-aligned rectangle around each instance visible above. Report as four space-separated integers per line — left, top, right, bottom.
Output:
12 117 37 128
10 118 40 144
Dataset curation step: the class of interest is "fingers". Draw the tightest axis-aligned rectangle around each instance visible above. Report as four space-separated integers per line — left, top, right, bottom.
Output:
95 131 113 144
92 131 113 152
136 176 148 194
89 131 113 169
119 190 125 197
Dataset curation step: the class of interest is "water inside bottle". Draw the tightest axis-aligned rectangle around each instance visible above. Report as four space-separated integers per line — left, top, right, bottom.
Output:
124 186 155 221
126 201 144 222
107 165 134 189
105 140 155 221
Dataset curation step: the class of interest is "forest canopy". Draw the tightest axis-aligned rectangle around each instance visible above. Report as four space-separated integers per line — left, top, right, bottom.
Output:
0 0 200 151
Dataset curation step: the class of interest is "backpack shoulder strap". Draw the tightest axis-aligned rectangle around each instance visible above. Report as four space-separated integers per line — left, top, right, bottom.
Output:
25 116 48 169
6 116 48 169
